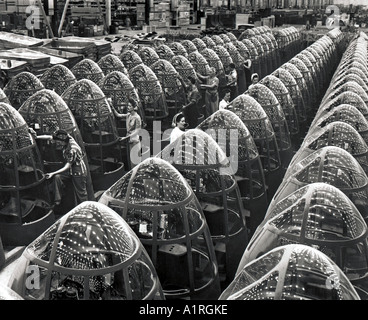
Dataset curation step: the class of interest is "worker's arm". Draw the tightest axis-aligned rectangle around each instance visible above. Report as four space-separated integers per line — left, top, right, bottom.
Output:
45 162 71 179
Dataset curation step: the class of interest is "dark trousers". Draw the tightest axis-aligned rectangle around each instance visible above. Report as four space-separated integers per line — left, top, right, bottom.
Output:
52 172 88 205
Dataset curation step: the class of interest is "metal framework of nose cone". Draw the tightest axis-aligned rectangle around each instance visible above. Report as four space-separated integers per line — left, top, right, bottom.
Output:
255 35 272 74
188 51 211 76
329 73 368 97
212 45 233 73
129 64 168 123
3 71 44 110
155 44 175 61
311 102 368 138
259 75 299 143
98 71 145 135
61 79 125 190
157 129 248 285
181 40 198 54
119 50 143 72
0 88 10 104
241 38 259 74
239 183 368 297
191 38 207 52
197 109 268 236
70 59 105 85
281 62 310 114
273 146 368 223
272 29 289 63
137 46 160 67
238 28 256 41
234 40 251 61
262 34 279 72
8 201 165 300
249 37 266 77
0 284 23 300
297 50 322 89
302 49 323 89
211 35 225 46
219 33 231 43
18 89 95 205
323 82 368 107
247 84 292 169
288 57 315 109
223 42 247 93
226 94 282 199
293 121 368 175
273 67 307 127
294 53 318 101
0 103 54 246
201 36 216 49
97 54 128 76
151 59 187 116
200 48 227 89
170 55 197 84
39 64 77 96
167 42 188 58
226 32 237 43
98 157 221 300
221 244 361 300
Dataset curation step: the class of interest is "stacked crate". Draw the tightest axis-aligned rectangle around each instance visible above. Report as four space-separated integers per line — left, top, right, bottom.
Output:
149 1 170 28
136 2 145 27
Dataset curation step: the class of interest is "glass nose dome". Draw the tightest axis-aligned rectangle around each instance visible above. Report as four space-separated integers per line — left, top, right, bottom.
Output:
187 51 211 76
119 50 143 72
247 84 292 167
97 53 128 76
323 81 368 106
272 146 368 222
98 71 145 132
191 38 207 52
3 71 45 110
8 201 165 300
293 121 368 175
259 75 299 141
98 157 221 300
157 129 248 285
128 64 168 122
272 67 307 126
237 183 368 294
310 105 368 144
197 109 268 235
155 44 175 61
211 35 225 46
70 58 104 84
137 46 160 67
181 40 198 54
220 244 360 300
226 94 282 199
0 102 54 246
150 59 187 116
213 45 234 73
200 48 227 88
201 36 216 49
39 64 77 96
61 79 124 190
170 55 197 84
167 42 188 58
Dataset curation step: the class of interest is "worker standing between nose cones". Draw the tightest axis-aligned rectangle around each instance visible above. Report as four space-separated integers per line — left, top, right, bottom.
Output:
35 129 88 208
248 73 259 90
181 76 201 129
227 63 238 101
198 67 220 118
219 89 231 110
109 98 142 169
170 113 186 144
